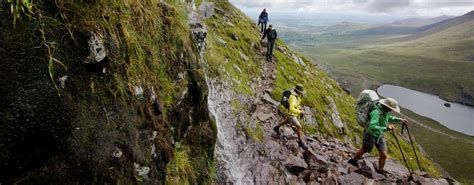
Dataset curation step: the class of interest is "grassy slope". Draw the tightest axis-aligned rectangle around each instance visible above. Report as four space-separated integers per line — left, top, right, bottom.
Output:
201 1 442 178
284 18 474 184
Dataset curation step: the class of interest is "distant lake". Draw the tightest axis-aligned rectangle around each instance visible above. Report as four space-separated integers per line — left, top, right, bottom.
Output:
377 84 474 136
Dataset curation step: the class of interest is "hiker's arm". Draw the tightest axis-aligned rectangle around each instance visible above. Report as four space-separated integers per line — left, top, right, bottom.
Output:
388 115 401 123
368 110 387 131
288 95 302 115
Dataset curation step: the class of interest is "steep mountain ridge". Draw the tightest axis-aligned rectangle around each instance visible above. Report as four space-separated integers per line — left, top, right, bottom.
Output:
0 0 455 184
200 1 448 184
412 10 474 38
392 15 454 27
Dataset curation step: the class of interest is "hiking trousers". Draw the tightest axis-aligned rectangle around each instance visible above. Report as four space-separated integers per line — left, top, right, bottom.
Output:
261 21 267 33
267 40 275 57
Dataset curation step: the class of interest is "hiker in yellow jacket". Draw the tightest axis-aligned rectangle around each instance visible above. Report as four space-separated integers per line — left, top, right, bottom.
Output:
274 84 308 150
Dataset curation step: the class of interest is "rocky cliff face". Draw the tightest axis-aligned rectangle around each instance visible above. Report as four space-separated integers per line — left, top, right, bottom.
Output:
0 0 455 184
1 1 215 184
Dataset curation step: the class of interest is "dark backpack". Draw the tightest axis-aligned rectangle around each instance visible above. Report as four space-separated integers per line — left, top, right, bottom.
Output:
281 90 293 109
268 29 277 40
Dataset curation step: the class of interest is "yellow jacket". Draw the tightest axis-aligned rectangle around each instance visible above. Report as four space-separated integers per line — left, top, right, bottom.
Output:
280 93 302 117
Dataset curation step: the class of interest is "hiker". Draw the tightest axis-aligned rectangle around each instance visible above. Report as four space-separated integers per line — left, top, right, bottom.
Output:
258 9 268 33
348 98 408 174
273 84 309 150
261 24 277 61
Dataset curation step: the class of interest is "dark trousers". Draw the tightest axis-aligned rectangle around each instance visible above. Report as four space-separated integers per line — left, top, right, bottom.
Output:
261 21 267 33
267 40 275 58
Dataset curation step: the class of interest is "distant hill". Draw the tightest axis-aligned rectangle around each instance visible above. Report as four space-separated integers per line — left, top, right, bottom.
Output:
412 10 474 38
391 15 454 27
322 21 375 35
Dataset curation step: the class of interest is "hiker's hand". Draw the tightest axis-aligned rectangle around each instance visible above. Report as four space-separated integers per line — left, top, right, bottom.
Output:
401 118 408 124
387 124 395 131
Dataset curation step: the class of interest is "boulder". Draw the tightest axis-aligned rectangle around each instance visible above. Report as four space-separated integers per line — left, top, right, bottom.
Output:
285 154 308 174
338 172 367 185
359 160 376 178
85 32 107 63
256 110 272 122
261 93 279 106
304 150 330 172
365 157 410 178
198 2 214 18
326 96 345 130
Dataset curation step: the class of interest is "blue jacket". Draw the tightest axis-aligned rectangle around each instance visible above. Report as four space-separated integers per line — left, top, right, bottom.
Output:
259 11 268 22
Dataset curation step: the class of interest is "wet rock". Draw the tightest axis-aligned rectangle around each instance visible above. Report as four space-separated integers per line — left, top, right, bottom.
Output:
338 172 367 184
239 51 249 61
85 32 107 63
285 154 308 174
198 2 214 18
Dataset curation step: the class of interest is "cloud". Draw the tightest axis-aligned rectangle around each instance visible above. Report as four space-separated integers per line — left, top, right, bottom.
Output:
230 0 474 16
365 0 411 13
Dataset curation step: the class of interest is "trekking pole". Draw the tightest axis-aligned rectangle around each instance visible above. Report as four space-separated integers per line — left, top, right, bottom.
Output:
390 129 414 181
401 123 423 171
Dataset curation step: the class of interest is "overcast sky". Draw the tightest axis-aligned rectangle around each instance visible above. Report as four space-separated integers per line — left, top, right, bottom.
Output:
229 0 474 17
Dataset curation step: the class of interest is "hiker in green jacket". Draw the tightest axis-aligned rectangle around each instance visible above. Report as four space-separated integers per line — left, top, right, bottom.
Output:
273 84 309 150
348 98 408 173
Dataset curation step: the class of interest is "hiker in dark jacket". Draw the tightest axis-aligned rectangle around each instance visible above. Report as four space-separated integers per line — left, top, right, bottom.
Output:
261 24 277 61
348 98 408 174
258 9 269 33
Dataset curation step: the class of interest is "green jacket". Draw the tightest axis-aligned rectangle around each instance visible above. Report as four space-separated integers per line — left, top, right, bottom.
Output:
280 93 302 117
366 103 401 138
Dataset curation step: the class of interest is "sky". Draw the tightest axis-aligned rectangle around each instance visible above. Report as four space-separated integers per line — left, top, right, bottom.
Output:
229 0 474 18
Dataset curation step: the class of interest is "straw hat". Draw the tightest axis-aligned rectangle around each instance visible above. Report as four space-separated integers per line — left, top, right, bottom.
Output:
379 98 400 113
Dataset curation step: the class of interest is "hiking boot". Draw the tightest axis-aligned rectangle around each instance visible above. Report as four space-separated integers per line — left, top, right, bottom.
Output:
377 169 389 176
297 140 308 150
273 126 280 135
348 159 359 167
